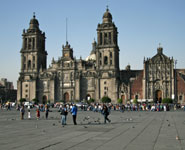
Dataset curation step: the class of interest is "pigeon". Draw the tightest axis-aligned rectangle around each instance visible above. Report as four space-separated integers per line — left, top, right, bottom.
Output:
176 136 179 140
42 129 46 133
83 126 87 128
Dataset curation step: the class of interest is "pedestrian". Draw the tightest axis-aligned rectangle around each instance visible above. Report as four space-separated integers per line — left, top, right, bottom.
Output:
36 108 40 120
20 105 25 120
102 104 111 124
28 109 31 119
45 104 49 119
60 104 68 126
71 104 77 125
7 102 11 111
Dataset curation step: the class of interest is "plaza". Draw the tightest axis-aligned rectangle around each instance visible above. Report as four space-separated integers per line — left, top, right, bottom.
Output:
0 108 185 150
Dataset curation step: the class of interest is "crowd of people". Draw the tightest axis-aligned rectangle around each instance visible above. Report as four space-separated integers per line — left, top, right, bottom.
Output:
1 101 184 126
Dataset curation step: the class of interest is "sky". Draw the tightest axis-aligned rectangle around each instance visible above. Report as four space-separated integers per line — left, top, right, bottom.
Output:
0 0 185 89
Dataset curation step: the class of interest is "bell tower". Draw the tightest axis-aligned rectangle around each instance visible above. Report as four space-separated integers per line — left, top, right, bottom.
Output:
62 41 73 60
20 13 47 74
17 13 47 102
96 7 119 72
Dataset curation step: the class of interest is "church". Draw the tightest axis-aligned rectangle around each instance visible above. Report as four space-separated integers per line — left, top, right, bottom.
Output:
17 8 185 104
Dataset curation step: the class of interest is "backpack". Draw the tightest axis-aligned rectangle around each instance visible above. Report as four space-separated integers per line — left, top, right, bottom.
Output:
61 108 68 115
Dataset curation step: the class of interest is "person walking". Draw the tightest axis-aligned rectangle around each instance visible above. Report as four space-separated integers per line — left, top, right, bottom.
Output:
102 104 111 124
71 104 77 125
60 104 68 126
28 109 31 119
20 105 25 120
45 104 49 119
36 108 40 120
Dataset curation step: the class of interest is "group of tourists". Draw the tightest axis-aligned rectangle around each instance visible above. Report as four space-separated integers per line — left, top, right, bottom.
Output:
7 100 183 125
17 103 112 125
59 104 77 126
58 103 111 125
19 104 50 120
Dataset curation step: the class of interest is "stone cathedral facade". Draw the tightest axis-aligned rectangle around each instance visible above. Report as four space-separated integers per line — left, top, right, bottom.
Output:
17 8 185 104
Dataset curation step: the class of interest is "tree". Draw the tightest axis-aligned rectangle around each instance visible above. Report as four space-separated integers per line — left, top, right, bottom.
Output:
19 98 26 105
133 99 138 104
32 98 39 105
74 99 80 103
117 98 122 104
101 96 111 103
87 98 95 104
162 98 173 104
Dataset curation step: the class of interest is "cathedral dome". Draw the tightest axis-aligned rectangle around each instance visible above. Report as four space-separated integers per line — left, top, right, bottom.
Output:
29 13 39 30
86 53 96 61
102 7 112 23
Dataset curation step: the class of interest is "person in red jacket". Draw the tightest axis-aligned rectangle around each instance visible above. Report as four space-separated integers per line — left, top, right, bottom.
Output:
36 108 40 120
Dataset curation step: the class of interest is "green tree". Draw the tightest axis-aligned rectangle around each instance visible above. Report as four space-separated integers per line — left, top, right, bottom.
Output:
101 96 111 103
19 98 26 105
32 98 39 105
133 99 138 104
60 99 65 103
162 98 173 104
74 99 80 103
87 98 95 104
117 98 122 104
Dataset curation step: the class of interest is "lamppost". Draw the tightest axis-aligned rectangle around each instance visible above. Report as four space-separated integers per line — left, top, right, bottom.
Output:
174 60 177 104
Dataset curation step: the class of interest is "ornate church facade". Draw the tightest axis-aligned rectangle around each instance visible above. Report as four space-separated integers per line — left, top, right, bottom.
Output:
17 8 185 104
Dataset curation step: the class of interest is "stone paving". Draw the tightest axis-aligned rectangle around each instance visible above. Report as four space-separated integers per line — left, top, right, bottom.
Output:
0 108 185 150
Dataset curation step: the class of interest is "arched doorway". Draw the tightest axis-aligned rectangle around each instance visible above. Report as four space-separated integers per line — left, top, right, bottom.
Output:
64 92 69 103
121 95 126 104
42 95 47 104
155 90 162 103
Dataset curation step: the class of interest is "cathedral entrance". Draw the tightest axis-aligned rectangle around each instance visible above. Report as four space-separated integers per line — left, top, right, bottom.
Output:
155 90 162 103
64 92 69 103
121 95 125 104
42 95 47 104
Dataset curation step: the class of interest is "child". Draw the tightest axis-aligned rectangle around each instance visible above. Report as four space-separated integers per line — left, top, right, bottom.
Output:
36 108 40 120
28 109 31 119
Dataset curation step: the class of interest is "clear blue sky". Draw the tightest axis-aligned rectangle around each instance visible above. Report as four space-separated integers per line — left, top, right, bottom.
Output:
0 0 185 89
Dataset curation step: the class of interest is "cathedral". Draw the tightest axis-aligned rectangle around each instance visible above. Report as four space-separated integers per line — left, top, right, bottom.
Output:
17 8 185 104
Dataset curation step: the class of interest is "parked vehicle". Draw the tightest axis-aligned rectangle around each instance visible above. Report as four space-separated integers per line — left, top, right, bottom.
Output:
24 102 33 108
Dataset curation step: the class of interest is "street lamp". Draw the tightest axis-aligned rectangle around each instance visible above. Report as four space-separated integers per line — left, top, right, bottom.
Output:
174 60 177 104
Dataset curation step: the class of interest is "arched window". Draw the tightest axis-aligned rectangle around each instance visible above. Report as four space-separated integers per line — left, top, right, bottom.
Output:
28 60 31 69
23 56 26 63
100 60 102 65
109 32 111 44
99 53 102 58
110 52 112 58
100 33 102 45
104 33 108 45
104 56 108 65
28 38 31 49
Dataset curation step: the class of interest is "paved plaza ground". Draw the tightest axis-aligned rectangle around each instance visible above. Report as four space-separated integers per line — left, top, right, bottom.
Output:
0 108 185 150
